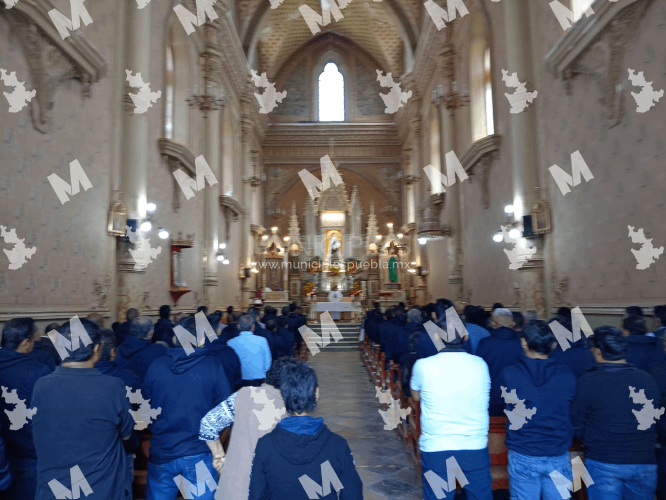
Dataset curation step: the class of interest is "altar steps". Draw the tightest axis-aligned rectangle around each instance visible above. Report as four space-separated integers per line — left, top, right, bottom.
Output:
304 323 361 352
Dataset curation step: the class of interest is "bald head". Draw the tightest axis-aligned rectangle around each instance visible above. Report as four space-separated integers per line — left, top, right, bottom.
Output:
491 308 515 329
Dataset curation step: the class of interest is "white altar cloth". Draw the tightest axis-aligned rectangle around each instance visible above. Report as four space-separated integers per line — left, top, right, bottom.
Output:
316 302 356 312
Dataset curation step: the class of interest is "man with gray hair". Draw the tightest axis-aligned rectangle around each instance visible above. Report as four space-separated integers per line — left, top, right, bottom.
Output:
477 308 524 416
228 314 272 388
524 309 538 323
116 316 167 384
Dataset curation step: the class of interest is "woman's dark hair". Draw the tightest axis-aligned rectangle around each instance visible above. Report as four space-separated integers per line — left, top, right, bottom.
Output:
626 306 644 317
159 305 171 319
1 317 36 350
522 320 556 355
265 319 278 331
265 357 300 389
623 315 648 336
591 326 627 361
280 361 319 415
512 311 524 330
58 318 103 362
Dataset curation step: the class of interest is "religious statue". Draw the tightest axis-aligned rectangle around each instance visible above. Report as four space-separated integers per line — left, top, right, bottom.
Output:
388 255 398 283
330 238 341 266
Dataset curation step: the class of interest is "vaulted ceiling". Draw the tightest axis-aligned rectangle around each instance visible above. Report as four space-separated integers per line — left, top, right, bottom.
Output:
235 0 422 77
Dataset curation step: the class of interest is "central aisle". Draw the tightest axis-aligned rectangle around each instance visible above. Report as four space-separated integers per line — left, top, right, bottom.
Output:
309 351 423 500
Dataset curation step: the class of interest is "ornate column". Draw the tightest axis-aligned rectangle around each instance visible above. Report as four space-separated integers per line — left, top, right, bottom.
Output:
239 113 254 308
438 23 468 302
117 0 151 320
504 0 545 316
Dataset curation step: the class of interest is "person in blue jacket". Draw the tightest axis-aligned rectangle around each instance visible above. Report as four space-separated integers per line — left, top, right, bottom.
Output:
248 361 362 500
623 315 666 370
153 305 175 347
204 313 242 392
548 316 596 379
501 320 576 500
0 427 12 491
116 316 168 384
268 318 296 359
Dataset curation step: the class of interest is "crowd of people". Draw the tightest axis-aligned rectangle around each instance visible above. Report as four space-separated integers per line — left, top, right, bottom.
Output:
0 303 363 500
364 300 666 499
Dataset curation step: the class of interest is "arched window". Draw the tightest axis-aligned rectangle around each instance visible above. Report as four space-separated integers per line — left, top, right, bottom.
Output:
429 110 442 195
318 62 344 121
469 12 494 142
572 0 594 21
165 46 174 139
164 20 194 145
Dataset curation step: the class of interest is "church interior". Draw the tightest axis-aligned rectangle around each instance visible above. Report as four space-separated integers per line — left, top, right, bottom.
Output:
1 0 666 498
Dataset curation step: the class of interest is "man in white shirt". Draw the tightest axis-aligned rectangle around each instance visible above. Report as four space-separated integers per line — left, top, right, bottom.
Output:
410 302 492 500
327 286 343 321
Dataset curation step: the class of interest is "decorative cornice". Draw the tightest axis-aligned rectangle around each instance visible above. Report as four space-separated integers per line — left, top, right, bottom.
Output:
158 138 196 174
460 135 502 173
262 123 400 148
219 195 246 217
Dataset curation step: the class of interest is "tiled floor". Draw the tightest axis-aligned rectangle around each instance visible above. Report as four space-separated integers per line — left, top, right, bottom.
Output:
310 351 424 500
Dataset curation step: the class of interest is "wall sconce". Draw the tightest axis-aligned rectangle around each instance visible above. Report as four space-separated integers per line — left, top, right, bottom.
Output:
504 205 514 215
146 202 157 214
397 233 403 239
492 232 503 243
219 243 227 249
158 228 169 239
418 237 427 245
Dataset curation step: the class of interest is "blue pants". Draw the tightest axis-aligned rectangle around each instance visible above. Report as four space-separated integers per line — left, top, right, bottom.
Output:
658 446 666 500
146 453 218 500
421 448 492 500
508 450 571 500
585 458 657 500
5 457 37 500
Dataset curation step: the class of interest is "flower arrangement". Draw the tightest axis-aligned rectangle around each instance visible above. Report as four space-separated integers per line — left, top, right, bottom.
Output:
302 281 315 296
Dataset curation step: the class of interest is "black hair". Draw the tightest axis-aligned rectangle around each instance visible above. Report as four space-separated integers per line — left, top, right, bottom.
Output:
227 306 234 314
591 326 627 361
100 329 117 361
280 361 319 415
623 315 648 336
435 300 464 345
512 311 524 330
522 320 556 355
1 317 36 351
111 322 121 333
126 308 139 321
197 306 208 315
464 306 486 327
57 318 102 362
385 308 396 320
492 303 504 311
158 305 170 319
282 306 291 316
656 309 666 327
655 305 666 316
626 306 644 317
289 303 298 312
557 307 572 320
129 317 154 339
266 319 278 331
276 316 289 328
436 298 455 311
265 357 300 389
173 316 196 348
207 312 222 334
45 322 60 335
